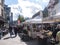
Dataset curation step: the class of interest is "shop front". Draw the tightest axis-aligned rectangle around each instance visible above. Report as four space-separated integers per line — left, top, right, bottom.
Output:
0 16 7 38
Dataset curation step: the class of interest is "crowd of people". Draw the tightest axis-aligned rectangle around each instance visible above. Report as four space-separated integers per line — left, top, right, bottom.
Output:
38 24 60 45
0 23 60 45
8 25 23 38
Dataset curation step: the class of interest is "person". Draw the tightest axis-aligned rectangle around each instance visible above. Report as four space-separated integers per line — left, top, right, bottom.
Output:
9 26 13 38
21 26 29 41
56 31 60 45
47 24 53 31
0 28 2 39
38 27 48 45
52 24 60 39
51 24 60 45
14 26 18 37
18 25 23 33
14 25 23 37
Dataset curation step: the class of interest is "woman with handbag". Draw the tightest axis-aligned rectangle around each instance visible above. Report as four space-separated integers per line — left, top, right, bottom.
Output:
52 24 60 45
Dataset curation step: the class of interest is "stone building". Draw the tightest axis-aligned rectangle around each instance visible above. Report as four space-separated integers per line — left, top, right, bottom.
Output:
47 0 58 16
43 0 59 21
0 0 5 27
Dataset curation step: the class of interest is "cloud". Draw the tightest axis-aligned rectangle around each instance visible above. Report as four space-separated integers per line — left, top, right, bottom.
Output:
42 0 49 3
9 0 49 20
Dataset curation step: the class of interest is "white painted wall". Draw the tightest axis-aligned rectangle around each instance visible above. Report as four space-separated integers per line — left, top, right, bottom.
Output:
0 0 2 3
0 0 4 17
51 2 60 16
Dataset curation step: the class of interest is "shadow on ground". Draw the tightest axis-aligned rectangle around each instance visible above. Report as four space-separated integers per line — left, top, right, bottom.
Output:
3 36 16 40
3 37 11 40
18 33 38 45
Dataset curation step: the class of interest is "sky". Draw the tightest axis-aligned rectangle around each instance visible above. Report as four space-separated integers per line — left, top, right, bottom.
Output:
5 0 50 20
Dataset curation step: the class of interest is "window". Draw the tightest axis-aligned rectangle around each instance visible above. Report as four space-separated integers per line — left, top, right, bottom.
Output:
1 9 3 16
59 0 60 2
52 10 56 15
34 15 40 19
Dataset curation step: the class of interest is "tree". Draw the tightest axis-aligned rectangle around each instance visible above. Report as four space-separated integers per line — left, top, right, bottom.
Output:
18 15 25 23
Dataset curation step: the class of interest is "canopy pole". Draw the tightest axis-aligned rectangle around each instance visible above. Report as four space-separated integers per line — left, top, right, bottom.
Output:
40 11 43 30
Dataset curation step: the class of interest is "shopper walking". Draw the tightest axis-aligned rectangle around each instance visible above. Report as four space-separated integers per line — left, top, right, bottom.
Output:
0 28 2 39
14 26 18 37
9 26 13 38
51 24 60 45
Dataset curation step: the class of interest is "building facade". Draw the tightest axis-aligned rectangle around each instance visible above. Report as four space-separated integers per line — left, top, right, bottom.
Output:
0 0 5 27
43 7 48 18
47 0 58 16
49 0 60 22
0 0 4 17
43 0 59 21
32 11 43 19
4 5 11 28
50 0 60 16
4 5 11 22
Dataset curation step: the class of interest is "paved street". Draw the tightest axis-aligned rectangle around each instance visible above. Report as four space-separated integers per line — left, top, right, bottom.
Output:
0 34 38 45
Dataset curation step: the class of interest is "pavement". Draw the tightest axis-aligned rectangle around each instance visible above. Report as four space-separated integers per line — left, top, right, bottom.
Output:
0 34 38 45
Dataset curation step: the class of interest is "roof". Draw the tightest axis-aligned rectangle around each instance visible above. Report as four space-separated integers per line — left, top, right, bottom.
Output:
25 18 54 24
32 11 40 18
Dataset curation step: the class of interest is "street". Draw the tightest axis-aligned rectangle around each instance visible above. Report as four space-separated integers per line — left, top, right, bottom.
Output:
0 0 60 45
0 34 38 45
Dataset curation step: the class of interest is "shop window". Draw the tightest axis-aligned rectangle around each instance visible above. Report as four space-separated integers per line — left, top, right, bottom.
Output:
1 9 3 16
